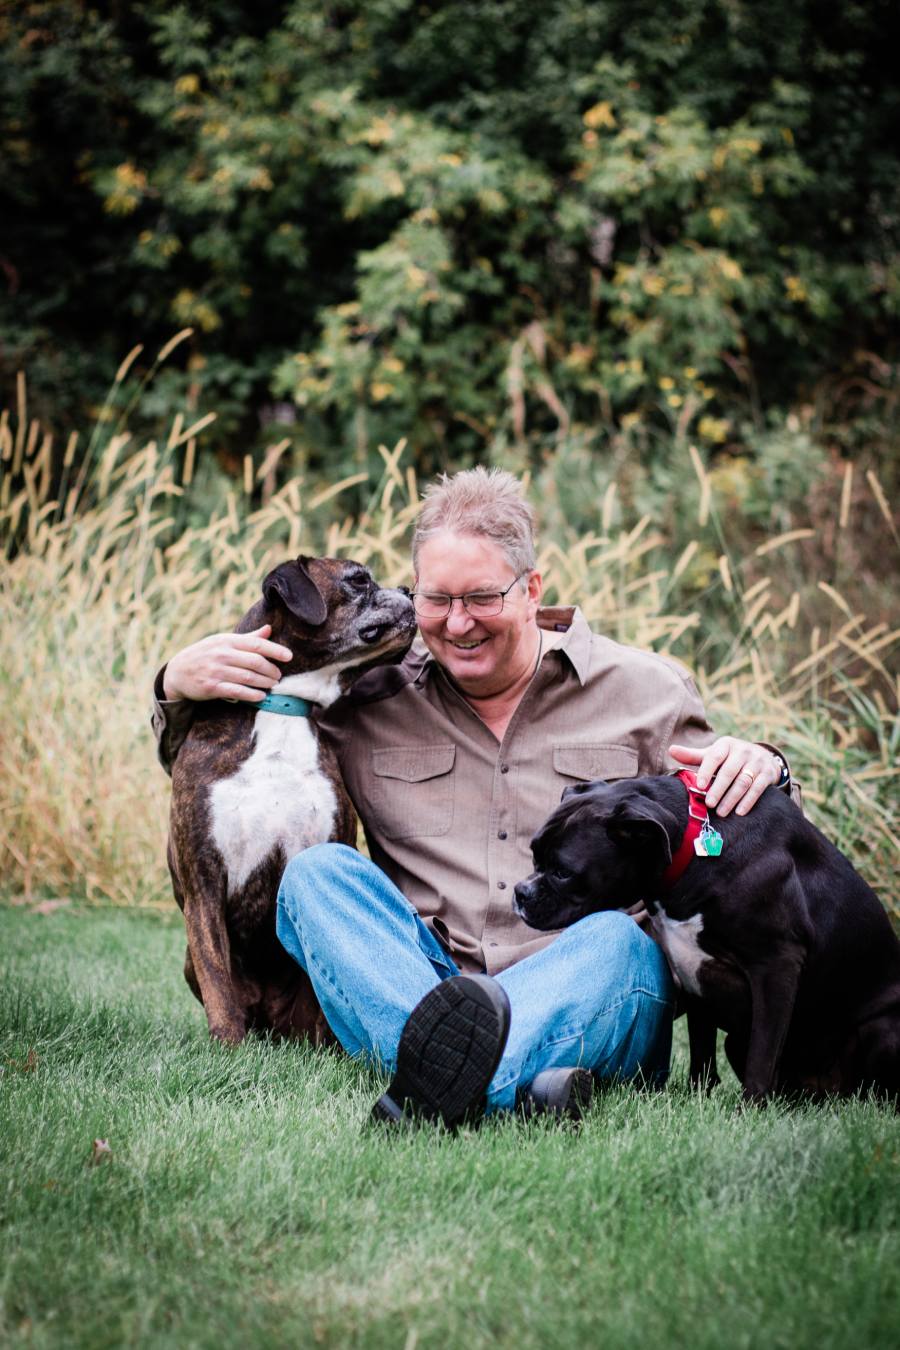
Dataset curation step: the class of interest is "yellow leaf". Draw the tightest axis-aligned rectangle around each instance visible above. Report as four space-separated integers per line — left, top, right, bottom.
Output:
583 101 616 130
718 256 743 282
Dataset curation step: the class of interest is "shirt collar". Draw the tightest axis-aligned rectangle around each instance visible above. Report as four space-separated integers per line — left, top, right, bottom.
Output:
537 605 592 685
411 604 592 688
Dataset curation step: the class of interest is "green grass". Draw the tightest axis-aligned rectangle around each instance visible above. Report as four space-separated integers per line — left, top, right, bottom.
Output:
1 905 899 1349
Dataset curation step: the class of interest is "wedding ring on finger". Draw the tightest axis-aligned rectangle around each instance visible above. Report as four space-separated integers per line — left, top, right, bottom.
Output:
739 769 756 783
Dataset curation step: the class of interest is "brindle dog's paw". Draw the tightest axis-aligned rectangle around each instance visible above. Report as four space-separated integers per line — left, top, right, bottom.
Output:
208 1021 247 1045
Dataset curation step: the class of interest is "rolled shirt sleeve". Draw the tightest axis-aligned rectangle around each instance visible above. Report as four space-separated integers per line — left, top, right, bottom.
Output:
151 667 198 776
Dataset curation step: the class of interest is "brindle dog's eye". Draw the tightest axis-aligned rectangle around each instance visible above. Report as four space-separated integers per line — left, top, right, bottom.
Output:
345 572 371 595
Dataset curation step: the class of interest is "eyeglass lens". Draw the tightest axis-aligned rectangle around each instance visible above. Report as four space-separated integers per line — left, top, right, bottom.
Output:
413 592 504 617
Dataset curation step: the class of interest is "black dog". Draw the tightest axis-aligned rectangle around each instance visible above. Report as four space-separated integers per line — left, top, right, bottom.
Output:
168 556 416 1044
513 773 900 1104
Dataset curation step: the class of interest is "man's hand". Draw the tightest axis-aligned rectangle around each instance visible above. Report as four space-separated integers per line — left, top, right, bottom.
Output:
668 737 781 817
162 625 292 703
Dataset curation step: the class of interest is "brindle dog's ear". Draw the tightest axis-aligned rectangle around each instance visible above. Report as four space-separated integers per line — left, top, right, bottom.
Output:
606 798 673 867
262 557 328 627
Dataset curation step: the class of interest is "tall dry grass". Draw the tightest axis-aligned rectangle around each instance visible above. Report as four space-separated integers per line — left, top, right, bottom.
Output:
1 355 898 915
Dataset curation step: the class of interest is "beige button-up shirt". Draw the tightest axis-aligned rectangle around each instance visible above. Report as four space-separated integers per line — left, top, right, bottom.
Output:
153 606 717 975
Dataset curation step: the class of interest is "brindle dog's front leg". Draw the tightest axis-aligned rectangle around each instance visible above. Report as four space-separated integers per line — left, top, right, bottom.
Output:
183 946 202 1003
181 886 248 1044
686 998 720 1090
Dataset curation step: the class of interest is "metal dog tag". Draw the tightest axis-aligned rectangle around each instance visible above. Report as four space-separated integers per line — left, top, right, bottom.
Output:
696 819 724 857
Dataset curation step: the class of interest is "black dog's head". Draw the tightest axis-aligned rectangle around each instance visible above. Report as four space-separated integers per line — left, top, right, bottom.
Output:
248 555 416 685
513 779 680 930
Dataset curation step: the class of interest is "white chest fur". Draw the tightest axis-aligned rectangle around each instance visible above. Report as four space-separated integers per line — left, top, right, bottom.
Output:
208 708 338 896
650 911 710 997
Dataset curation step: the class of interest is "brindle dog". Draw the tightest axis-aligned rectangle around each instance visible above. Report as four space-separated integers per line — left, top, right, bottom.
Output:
167 556 415 1044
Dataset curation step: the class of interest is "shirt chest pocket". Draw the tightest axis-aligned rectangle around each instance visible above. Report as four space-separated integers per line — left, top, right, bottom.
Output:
370 745 456 840
551 744 639 800
521 744 641 847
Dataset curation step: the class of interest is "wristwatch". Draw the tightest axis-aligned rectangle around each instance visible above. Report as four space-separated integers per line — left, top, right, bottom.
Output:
772 753 791 789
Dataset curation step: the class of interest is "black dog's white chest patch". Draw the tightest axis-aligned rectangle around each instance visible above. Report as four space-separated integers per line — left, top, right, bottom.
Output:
650 912 711 996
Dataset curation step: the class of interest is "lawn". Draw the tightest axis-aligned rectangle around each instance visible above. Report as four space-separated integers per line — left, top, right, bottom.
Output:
1 904 898 1349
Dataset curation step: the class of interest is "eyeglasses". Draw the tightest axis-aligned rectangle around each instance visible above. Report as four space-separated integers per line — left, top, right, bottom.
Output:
411 572 529 619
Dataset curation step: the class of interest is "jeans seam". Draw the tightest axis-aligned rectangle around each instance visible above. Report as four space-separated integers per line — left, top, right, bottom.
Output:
416 934 456 976
553 985 675 1035
491 986 674 1095
303 948 356 1021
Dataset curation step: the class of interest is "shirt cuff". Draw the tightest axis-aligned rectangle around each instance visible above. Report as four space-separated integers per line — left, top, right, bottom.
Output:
151 665 196 776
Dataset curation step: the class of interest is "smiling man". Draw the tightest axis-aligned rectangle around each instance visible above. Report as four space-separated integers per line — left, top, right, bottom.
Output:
154 468 788 1126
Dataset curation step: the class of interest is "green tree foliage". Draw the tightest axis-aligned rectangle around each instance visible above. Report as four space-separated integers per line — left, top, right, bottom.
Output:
1 0 898 484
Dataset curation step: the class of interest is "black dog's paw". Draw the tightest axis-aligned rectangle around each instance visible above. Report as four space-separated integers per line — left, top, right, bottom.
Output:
689 1067 721 1093
737 1085 770 1110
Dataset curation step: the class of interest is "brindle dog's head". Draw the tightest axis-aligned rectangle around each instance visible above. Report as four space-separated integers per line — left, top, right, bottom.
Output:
513 779 678 930
249 555 416 687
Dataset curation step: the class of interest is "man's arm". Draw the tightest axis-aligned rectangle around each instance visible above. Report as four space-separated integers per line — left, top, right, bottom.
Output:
162 623 291 702
151 624 291 775
660 671 791 817
669 738 788 817
152 669 198 775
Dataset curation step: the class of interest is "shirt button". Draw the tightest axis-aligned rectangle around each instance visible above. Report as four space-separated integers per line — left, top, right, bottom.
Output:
497 881 507 890
489 941 498 948
498 830 508 840
500 763 509 774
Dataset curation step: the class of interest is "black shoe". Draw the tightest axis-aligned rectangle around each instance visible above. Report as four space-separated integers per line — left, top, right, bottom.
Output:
371 975 511 1128
517 1068 594 1121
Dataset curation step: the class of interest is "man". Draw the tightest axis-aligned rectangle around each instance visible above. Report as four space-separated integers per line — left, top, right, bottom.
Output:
153 468 788 1125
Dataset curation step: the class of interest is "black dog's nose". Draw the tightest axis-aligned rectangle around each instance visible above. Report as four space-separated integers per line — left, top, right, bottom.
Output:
398 585 411 598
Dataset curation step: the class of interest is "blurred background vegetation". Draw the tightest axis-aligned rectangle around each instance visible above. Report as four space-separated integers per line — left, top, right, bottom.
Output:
0 0 897 910
3 0 898 482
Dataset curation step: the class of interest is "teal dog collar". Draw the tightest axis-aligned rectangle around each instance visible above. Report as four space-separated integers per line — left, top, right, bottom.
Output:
256 692 313 717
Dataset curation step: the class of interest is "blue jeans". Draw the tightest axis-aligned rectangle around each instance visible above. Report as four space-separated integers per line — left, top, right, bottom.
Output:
275 844 675 1112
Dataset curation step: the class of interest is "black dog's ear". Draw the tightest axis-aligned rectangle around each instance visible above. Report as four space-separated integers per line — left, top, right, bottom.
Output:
262 557 328 627
561 779 605 802
606 798 673 868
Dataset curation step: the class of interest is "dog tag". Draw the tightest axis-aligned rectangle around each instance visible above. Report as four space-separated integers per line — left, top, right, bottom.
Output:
697 818 724 857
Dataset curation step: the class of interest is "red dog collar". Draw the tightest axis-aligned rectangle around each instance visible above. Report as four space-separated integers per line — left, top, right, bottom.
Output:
661 770 711 887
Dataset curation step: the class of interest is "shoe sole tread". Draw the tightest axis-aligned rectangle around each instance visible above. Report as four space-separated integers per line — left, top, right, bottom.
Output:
375 976 510 1126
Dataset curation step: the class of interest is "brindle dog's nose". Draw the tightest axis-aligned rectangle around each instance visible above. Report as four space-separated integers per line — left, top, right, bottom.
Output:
360 621 389 643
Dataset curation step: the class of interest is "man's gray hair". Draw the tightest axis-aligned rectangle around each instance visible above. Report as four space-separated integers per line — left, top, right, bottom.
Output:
412 466 537 577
